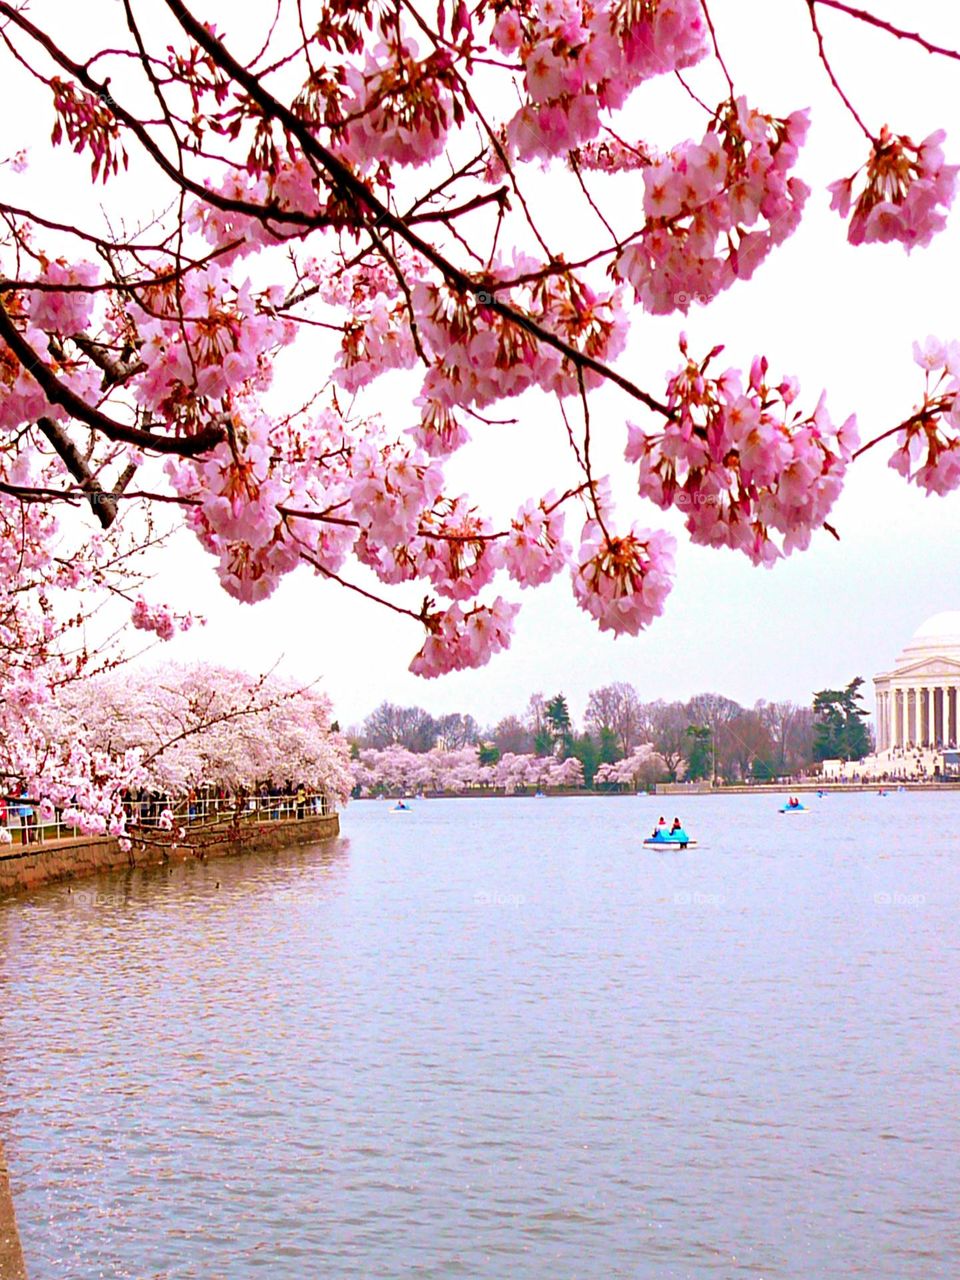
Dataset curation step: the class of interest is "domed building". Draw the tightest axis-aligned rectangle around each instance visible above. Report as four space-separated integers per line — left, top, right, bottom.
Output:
874 611 960 753
823 612 960 780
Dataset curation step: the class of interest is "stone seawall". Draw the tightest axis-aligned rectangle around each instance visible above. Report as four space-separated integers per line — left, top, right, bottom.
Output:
0 813 340 898
0 1139 27 1280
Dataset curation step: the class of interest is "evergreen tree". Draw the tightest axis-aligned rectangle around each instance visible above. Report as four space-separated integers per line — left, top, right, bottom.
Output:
571 733 600 788
685 725 713 780
812 678 871 761
598 726 620 765
545 693 574 757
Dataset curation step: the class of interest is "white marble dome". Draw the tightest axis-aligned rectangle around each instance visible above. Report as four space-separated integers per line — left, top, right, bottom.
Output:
897 612 960 666
874 612 960 754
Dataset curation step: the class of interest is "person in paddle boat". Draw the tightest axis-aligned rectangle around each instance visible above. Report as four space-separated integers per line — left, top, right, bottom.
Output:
650 816 669 839
395 800 409 811
670 818 690 844
787 796 801 809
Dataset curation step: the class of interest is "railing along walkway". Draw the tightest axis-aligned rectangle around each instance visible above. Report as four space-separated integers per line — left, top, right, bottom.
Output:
1 793 332 855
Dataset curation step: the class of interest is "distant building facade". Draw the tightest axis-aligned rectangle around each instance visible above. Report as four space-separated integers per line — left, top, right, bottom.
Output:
873 612 960 752
825 612 960 781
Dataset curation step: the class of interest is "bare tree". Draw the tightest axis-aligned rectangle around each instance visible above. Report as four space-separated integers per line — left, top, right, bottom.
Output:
756 700 800 773
491 716 534 756
685 693 743 781
361 703 438 752
585 682 643 757
645 701 689 781
435 713 479 749
724 710 775 780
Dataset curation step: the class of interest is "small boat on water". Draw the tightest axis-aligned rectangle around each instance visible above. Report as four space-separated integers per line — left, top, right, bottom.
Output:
643 830 697 850
390 801 412 813
779 802 808 813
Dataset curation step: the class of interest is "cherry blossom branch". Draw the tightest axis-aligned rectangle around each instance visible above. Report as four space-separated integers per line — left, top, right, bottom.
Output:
161 0 675 420
805 0 874 140
35 417 118 527
0 301 224 455
301 553 428 623
0 3 335 232
812 0 960 63
850 409 936 460
699 0 735 95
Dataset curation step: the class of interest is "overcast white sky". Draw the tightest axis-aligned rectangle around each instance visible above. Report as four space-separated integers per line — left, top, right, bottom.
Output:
5 0 960 729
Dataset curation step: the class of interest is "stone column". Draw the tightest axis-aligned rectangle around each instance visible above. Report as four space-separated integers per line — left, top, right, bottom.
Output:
878 692 886 752
925 687 933 747
916 687 923 747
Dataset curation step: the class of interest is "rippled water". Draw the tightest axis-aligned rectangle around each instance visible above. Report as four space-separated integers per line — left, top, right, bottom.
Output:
2 793 960 1279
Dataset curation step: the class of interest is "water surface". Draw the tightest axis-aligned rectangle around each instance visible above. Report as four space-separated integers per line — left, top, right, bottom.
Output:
2 793 959 1278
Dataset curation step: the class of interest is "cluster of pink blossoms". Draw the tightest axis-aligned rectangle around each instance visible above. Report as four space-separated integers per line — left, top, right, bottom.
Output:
494 0 709 161
616 99 810 314
0 315 101 433
626 339 859 563
829 128 958 251
334 43 456 170
417 498 501 601
27 259 99 333
185 162 325 266
888 338 960 495
503 494 571 587
408 259 627 409
131 268 293 419
410 598 520 678
572 137 653 173
572 519 676 634
131 597 193 642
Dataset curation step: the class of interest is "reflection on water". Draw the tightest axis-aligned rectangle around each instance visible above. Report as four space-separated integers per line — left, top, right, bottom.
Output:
2 795 960 1279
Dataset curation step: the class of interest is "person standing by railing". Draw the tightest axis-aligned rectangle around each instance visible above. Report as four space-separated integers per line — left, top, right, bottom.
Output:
16 787 34 845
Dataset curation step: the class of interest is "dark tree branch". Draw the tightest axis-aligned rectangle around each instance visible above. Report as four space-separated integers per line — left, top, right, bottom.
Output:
35 415 118 527
161 0 675 420
0 301 224 456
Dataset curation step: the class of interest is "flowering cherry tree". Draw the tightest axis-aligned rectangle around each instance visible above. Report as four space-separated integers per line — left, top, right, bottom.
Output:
595 743 668 789
56 662 353 801
2 0 960 819
352 745 586 795
0 661 351 843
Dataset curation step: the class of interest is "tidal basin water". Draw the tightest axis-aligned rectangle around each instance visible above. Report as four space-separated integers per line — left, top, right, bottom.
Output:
2 793 960 1279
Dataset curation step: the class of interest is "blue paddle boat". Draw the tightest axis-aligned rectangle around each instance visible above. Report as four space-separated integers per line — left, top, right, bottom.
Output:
643 827 697 850
779 800 808 813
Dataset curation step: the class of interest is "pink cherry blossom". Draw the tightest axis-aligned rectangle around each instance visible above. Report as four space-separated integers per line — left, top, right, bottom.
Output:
28 259 99 334
572 519 676 635
831 127 958 251
502 494 571 587
626 338 858 563
409 598 520 678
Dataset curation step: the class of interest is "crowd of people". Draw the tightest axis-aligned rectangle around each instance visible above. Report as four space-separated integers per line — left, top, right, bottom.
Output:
1 779 332 846
0 785 40 845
